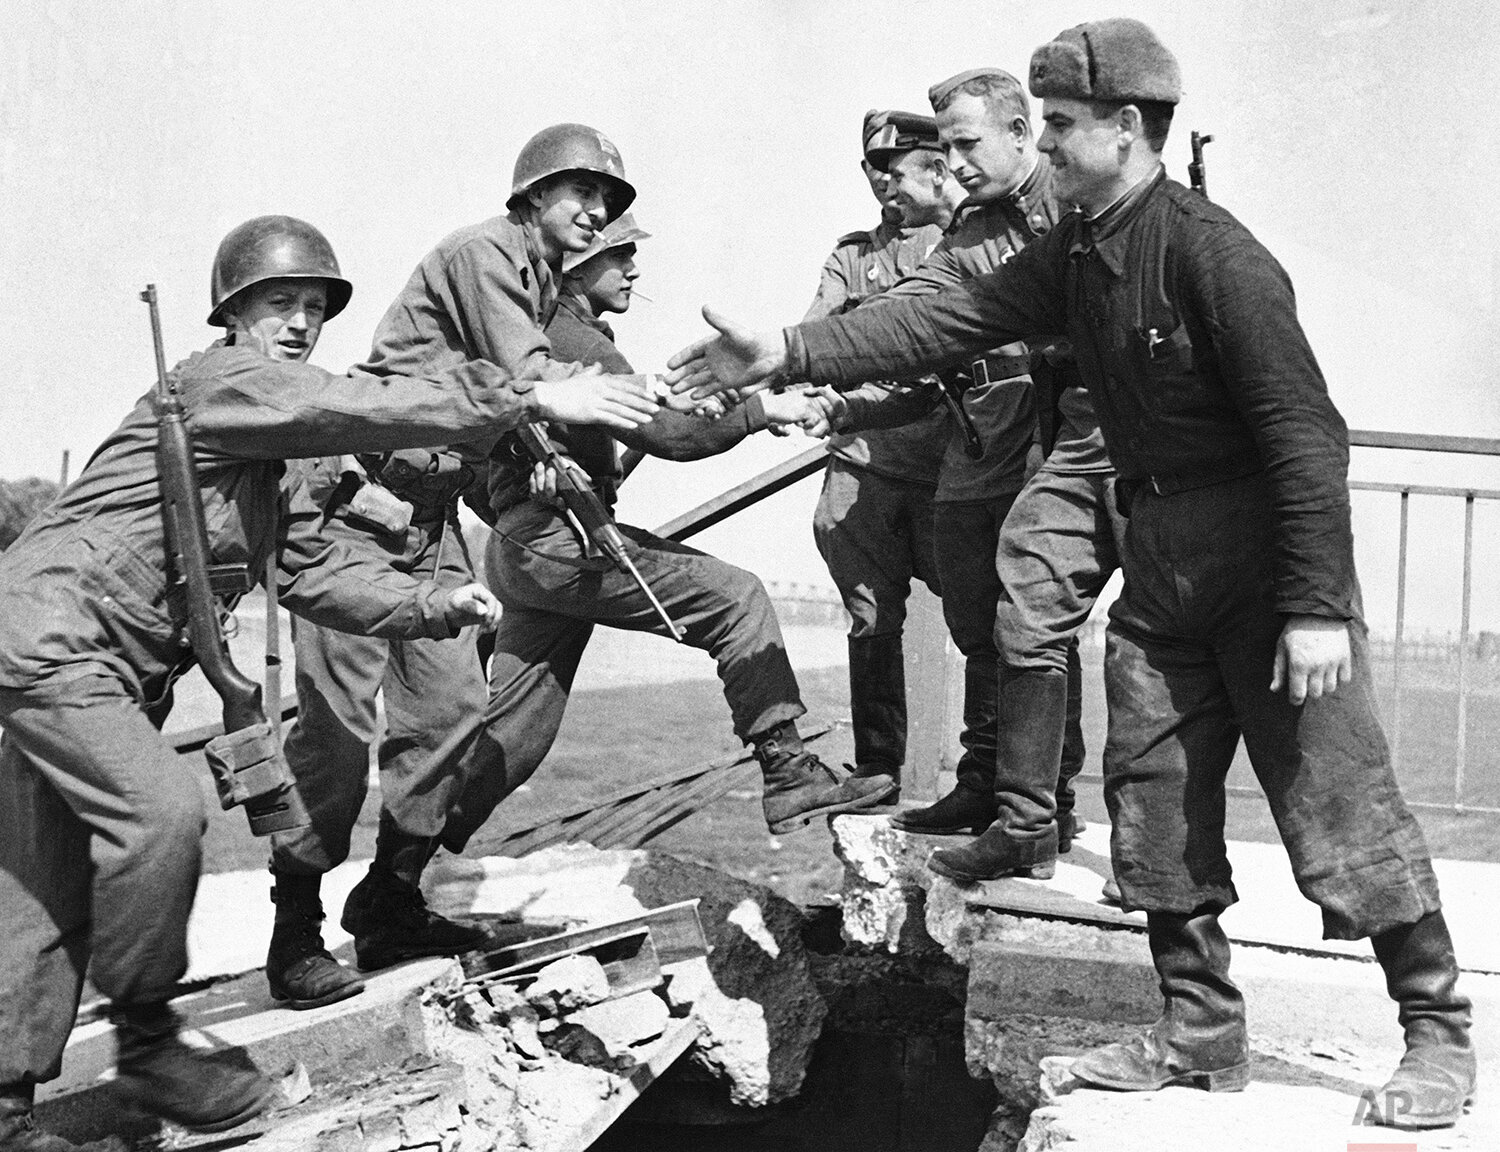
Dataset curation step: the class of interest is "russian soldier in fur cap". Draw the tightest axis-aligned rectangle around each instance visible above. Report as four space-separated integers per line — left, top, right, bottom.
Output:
667 16 1474 1132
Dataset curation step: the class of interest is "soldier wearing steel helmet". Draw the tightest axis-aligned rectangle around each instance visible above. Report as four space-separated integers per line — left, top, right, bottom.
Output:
0 215 656 1148
261 124 681 997
437 212 853 851
402 128 892 852
667 16 1474 1133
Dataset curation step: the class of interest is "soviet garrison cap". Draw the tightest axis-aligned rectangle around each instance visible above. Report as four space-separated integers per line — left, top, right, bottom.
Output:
864 110 942 172
1028 17 1182 105
927 67 1017 111
562 211 651 274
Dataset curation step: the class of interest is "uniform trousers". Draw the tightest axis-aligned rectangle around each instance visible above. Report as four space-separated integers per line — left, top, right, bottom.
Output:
270 622 485 874
931 493 1019 793
441 502 804 851
1103 473 1440 939
812 457 941 638
0 674 206 1087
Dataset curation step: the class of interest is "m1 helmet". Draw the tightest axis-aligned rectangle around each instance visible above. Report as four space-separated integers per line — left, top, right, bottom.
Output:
562 212 652 275
506 123 637 223
207 215 353 327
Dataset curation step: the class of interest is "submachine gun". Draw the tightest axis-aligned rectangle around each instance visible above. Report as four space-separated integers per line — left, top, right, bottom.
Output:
1189 130 1214 198
141 284 309 836
513 420 683 641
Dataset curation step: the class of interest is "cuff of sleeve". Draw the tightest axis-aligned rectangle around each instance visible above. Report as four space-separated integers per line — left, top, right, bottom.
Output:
419 584 464 639
783 327 810 383
742 393 770 433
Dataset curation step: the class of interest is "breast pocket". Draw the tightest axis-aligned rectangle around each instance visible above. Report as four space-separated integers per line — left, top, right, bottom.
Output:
1130 319 1198 414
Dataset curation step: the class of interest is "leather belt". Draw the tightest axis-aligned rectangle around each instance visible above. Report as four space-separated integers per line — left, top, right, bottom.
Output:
967 351 1032 387
1115 456 1263 516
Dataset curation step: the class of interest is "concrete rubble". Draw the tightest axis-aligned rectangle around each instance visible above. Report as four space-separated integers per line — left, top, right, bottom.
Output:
41 844 828 1151
830 811 1500 1151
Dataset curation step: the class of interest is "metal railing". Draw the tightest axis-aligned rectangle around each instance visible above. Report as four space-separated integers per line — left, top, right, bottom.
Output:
1346 430 1500 814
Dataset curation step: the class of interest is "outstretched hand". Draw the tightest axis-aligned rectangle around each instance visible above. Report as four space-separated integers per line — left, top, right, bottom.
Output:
533 367 659 431
664 306 789 399
443 582 502 631
1270 615 1352 704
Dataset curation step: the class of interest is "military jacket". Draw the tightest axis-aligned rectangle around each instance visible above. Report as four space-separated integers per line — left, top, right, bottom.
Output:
789 170 1355 619
804 220 949 485
0 342 539 700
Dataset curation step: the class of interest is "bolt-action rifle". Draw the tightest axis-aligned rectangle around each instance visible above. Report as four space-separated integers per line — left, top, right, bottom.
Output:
1189 131 1214 198
513 421 683 641
141 284 309 836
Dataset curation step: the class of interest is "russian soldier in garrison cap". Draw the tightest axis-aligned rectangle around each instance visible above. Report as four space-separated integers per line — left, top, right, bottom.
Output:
0 216 655 1146
802 69 1078 858
667 16 1474 1133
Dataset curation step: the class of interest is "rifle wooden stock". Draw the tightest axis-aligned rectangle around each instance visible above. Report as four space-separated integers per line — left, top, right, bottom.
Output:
142 284 305 835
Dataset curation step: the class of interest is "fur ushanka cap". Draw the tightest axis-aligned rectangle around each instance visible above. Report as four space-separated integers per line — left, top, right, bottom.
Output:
1028 17 1182 105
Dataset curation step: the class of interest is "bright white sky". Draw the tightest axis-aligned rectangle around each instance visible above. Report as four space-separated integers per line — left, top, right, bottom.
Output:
2 0 1497 629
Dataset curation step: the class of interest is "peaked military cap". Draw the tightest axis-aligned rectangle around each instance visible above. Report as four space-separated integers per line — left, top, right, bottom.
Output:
864 110 941 172
1028 17 1182 105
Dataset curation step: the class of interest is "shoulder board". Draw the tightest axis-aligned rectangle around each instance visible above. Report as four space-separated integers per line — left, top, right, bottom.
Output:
835 229 874 248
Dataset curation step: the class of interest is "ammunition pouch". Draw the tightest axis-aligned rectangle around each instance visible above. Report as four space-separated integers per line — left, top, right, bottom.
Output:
374 449 475 510
342 481 414 536
203 722 310 836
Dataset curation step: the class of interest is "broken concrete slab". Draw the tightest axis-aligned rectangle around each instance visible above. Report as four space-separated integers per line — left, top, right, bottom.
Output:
1013 1055 1497 1152
623 852 828 1106
428 844 829 1109
526 953 612 1014
37 959 463 1143
569 988 671 1058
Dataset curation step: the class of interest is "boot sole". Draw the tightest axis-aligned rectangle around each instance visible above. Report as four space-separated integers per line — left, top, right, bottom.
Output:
269 980 366 1011
120 1081 278 1135
767 781 898 834
927 855 1057 884
890 818 994 836
1074 1062 1251 1094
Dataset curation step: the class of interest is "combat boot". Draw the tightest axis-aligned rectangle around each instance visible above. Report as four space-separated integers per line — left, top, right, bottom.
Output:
1069 909 1250 1093
0 1087 126 1152
927 822 1058 882
846 634 906 803
265 873 364 1010
890 783 997 834
1367 910 1476 1129
754 722 895 833
341 867 491 972
926 669 1069 880
109 1002 275 1132
1055 643 1087 853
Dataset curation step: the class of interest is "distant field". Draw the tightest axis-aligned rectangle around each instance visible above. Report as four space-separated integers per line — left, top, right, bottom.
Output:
183 603 1500 900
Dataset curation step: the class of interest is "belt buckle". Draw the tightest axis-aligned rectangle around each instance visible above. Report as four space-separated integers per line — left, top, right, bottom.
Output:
970 359 991 388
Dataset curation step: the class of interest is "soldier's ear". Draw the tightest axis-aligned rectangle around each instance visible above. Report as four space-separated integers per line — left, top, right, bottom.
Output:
1116 104 1144 147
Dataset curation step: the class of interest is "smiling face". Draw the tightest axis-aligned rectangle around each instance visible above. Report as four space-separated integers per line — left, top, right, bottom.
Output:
1038 97 1131 213
886 150 948 228
572 243 639 315
936 91 1030 204
222 277 328 362
528 172 611 266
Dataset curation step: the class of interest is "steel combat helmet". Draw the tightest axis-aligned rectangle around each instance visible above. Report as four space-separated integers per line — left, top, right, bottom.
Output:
207 215 352 327
562 212 651 275
506 123 637 223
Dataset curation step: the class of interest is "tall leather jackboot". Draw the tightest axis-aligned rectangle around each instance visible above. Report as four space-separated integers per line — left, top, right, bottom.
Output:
0 1086 126 1152
1070 908 1250 1092
342 810 491 972
846 633 906 803
109 1002 276 1132
754 721 896 834
266 872 365 1010
1367 910 1476 1129
892 655 998 834
1055 641 1086 853
928 669 1067 882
